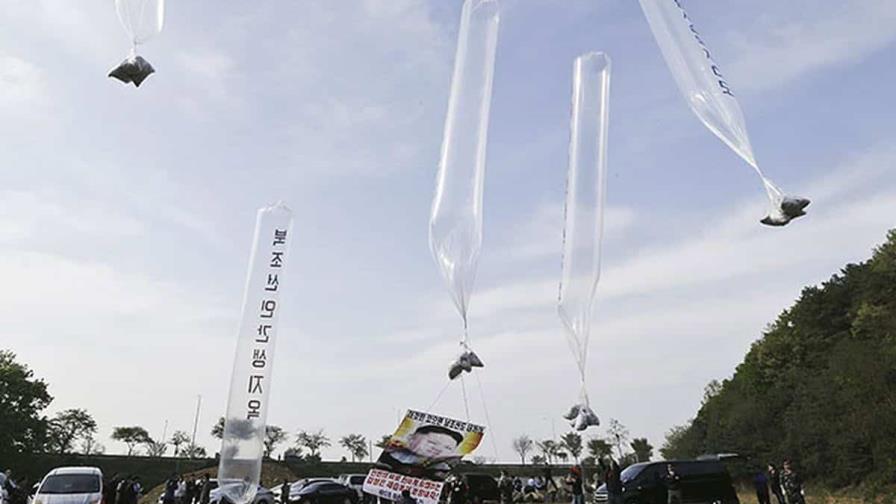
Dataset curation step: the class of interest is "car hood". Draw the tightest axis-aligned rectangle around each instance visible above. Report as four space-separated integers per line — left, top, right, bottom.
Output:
37 493 99 504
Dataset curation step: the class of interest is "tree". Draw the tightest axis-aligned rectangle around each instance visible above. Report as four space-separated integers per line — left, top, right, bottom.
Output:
80 435 104 455
296 429 330 459
212 417 225 439
0 350 52 457
46 409 97 454
145 439 168 457
181 443 206 459
265 426 288 458
606 419 629 459
511 435 534 464
111 426 151 456
170 431 190 457
630 438 653 462
531 455 546 465
536 439 562 464
339 434 369 462
586 438 613 461
560 432 583 462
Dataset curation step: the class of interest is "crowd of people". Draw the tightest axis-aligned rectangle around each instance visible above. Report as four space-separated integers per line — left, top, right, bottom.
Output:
160 474 214 504
753 460 805 504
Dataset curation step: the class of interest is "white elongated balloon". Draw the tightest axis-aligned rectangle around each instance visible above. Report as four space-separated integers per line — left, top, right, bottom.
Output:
115 0 165 47
430 0 500 340
638 0 809 226
558 53 610 429
218 203 293 504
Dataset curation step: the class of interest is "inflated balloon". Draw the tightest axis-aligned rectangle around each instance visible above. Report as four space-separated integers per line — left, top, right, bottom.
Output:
430 0 499 375
218 203 293 504
110 0 164 86
558 53 611 431
638 0 809 226
573 406 600 432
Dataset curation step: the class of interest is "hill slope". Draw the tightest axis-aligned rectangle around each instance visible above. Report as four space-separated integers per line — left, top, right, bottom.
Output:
662 230 896 488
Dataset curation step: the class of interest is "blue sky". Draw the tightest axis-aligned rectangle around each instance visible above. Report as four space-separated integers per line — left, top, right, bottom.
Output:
2 0 896 462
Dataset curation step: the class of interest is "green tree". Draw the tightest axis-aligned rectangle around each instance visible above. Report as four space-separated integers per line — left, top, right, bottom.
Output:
46 409 97 454
512 435 534 464
145 439 168 457
111 426 152 456
560 432 583 462
296 429 330 459
265 426 288 458
339 434 368 462
170 431 190 457
586 438 613 461
181 443 206 458
80 434 104 455
630 438 653 462
536 439 562 464
211 417 225 439
0 351 52 457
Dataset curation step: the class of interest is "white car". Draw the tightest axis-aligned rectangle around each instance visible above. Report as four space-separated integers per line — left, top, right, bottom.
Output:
335 475 366 501
33 468 103 504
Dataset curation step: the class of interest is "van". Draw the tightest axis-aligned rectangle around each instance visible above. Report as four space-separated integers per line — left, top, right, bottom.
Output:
594 460 738 504
33 468 103 504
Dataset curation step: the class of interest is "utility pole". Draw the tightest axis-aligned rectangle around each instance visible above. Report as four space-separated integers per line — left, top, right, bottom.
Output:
191 395 202 446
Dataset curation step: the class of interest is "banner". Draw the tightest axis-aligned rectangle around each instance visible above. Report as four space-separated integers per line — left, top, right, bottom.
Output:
363 410 485 504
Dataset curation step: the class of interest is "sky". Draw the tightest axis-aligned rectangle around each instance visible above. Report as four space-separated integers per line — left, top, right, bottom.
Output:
2 0 896 463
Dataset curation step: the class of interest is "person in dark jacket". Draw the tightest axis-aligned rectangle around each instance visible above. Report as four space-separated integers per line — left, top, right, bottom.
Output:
497 472 513 504
566 466 584 504
767 465 785 504
753 470 770 504
781 460 805 504
604 461 623 504
163 475 178 504
279 480 290 504
199 475 212 504
663 465 682 504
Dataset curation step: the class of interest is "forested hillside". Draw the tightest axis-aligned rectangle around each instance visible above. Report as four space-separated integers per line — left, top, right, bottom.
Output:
662 231 896 488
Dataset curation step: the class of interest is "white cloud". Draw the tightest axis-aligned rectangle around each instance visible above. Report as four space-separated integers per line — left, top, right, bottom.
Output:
727 1 896 92
0 55 47 112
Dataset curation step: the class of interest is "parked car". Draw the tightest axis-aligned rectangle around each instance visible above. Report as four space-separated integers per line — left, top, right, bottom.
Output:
270 479 334 504
335 475 366 501
32 467 103 504
289 481 357 504
460 474 498 504
594 460 739 504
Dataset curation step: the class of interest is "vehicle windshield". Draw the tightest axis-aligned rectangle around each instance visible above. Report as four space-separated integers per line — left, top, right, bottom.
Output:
40 474 100 494
620 464 646 483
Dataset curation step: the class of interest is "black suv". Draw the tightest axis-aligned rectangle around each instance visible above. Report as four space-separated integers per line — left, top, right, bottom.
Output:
594 460 739 504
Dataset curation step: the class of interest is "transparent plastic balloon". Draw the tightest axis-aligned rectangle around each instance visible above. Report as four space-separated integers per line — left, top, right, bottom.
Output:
429 0 499 349
557 53 610 430
638 0 809 226
218 203 293 504
115 0 165 47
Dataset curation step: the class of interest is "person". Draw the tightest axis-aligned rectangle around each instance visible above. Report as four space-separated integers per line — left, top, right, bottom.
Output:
497 472 514 504
376 425 464 480
565 467 584 504
199 475 212 504
176 476 186 504
604 461 622 504
398 490 416 504
753 470 770 504
767 465 785 504
542 465 558 496
446 476 468 504
781 460 805 504
163 475 178 504
132 477 143 504
279 479 290 504
186 478 197 504
663 465 682 504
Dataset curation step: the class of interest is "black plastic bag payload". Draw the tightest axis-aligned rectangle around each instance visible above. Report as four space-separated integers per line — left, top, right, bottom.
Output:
109 55 155 87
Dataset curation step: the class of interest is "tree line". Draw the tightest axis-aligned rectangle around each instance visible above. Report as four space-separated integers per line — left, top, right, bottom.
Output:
510 418 654 467
660 230 896 489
